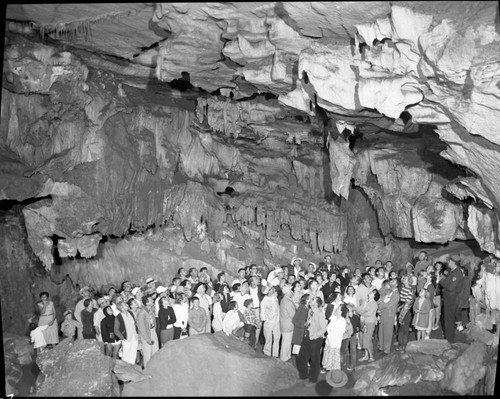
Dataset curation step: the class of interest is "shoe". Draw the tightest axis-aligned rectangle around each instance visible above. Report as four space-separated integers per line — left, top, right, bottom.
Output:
347 367 354 371
359 356 368 362
368 358 375 362
305 381 316 387
457 325 464 332
320 368 327 374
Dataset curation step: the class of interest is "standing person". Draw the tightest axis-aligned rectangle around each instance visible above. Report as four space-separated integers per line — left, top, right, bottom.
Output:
260 286 280 357
37 292 59 348
432 261 445 330
457 266 471 331
193 283 212 333
114 300 139 365
100 305 120 358
357 289 378 362
322 271 340 301
356 273 372 308
74 287 97 339
212 293 224 332
247 276 263 349
412 288 433 341
322 305 347 373
377 279 400 355
292 293 310 356
81 298 97 339
279 284 296 362
243 299 259 347
397 275 415 348
305 279 324 303
296 297 327 387
172 293 189 340
439 256 465 343
414 251 431 276
422 272 436 338
94 297 109 351
137 296 159 367
345 304 359 371
188 296 208 336
60 310 82 340
159 295 177 345
372 267 386 291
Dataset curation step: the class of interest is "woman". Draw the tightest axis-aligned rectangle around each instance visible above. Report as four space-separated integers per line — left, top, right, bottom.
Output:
81 298 97 339
37 291 59 348
305 279 324 303
219 284 231 314
114 300 139 365
291 293 310 355
357 288 378 362
159 295 177 345
291 281 303 309
413 288 432 340
343 285 357 307
322 305 347 372
100 305 120 357
432 262 445 330
422 272 436 337
296 296 327 386
339 267 351 290
172 293 189 339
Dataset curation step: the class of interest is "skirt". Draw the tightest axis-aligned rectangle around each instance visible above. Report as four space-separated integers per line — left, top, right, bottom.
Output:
38 315 59 345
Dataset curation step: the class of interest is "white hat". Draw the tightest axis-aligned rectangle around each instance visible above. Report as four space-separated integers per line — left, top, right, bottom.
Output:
146 277 156 285
79 286 90 295
131 287 141 296
156 286 167 294
275 267 283 274
326 370 348 388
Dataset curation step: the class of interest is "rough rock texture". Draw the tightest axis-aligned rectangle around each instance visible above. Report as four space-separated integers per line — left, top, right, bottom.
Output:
122 332 298 397
4 333 34 396
35 338 117 397
353 342 468 396
440 341 489 395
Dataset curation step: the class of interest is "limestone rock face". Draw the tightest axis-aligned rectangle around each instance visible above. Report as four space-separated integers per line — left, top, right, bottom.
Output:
4 333 34 396
122 332 298 397
35 338 117 397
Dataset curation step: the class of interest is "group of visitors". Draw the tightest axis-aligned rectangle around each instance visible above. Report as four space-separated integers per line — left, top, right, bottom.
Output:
30 251 482 381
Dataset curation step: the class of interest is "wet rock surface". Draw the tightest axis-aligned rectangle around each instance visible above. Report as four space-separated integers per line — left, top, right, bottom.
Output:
122 332 298 397
4 333 34 396
35 338 117 397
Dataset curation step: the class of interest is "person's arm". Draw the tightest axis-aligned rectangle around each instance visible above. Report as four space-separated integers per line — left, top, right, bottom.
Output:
167 307 177 326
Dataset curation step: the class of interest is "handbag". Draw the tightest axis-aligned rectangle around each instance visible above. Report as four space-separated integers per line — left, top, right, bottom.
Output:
180 330 188 340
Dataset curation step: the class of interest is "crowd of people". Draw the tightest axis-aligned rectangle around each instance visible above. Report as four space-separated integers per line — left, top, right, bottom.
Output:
30 251 485 385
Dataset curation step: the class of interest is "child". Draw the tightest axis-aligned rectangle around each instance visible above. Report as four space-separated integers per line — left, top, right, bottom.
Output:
60 310 82 340
322 305 346 372
188 296 208 336
243 298 258 347
412 288 432 340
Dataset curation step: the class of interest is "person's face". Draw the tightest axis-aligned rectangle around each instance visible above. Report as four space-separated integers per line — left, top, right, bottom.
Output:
105 307 113 316
109 288 116 296
377 268 385 278
161 297 169 307
241 282 249 292
193 299 200 308
330 273 337 282
307 264 314 273
364 275 372 285
239 270 246 278
355 268 361 276
191 269 198 277
426 265 435 274
41 294 48 302
309 281 318 291
223 285 229 294
135 290 143 299
385 262 393 271
293 260 301 268
435 263 442 271
321 271 328 280
316 275 323 284
288 275 296 284
124 284 132 292
369 268 376 277
389 271 397 280
419 252 427 261
347 287 355 296
325 256 331 264
65 313 72 319
198 284 206 294
179 268 186 277
299 280 305 289
250 266 257 275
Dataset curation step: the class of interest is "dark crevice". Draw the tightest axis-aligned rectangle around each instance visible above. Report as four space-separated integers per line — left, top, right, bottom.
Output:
0 195 52 212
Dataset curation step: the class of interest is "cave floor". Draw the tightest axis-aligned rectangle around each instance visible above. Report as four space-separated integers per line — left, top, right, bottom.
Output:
271 325 468 397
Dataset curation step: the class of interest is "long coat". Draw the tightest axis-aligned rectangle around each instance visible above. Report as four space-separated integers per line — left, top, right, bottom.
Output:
291 304 308 345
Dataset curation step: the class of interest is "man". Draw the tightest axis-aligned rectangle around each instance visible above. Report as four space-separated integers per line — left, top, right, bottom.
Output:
279 284 296 362
288 257 303 278
384 261 394 280
144 278 157 297
188 267 199 285
132 287 144 308
378 279 400 355
321 271 340 301
439 255 464 343
318 255 335 276
74 286 97 339
233 268 247 285
248 276 264 349
356 273 373 308
372 267 386 291
266 266 284 287
414 251 431 276
120 281 134 302
137 296 159 367
93 296 110 352
260 286 280 357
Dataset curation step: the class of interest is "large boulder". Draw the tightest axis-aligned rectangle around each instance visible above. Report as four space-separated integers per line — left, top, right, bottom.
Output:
4 333 34 396
122 332 298 397
35 338 117 397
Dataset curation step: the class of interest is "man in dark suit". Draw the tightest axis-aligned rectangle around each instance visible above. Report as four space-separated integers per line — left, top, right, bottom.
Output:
439 255 465 343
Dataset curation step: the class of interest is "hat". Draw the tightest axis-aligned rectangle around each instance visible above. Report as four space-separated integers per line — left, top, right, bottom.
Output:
97 297 107 305
291 256 302 264
146 277 156 285
79 286 90 295
449 254 461 263
326 369 348 388
131 287 141 296
275 267 283 274
156 285 167 294
64 310 72 317
123 281 132 287
308 262 317 271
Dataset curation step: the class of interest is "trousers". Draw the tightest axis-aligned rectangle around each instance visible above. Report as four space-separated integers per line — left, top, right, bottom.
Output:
296 336 323 382
263 321 280 357
280 331 293 362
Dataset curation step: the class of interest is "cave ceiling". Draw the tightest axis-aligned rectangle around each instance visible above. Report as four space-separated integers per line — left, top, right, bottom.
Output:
2 2 500 269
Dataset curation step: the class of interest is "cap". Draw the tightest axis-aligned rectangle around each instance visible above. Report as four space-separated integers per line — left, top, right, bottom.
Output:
146 278 156 285
131 287 141 296
64 310 72 317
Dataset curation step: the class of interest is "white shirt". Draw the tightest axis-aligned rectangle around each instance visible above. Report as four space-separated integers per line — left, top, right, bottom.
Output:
93 308 105 341
249 286 261 308
372 277 384 291
173 303 189 329
233 292 251 311
222 309 243 336
121 311 137 342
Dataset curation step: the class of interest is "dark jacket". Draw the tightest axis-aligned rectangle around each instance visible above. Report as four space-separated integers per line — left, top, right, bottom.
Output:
159 306 177 330
292 304 309 345
439 266 465 302
101 314 117 343
220 293 231 313
114 311 137 341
